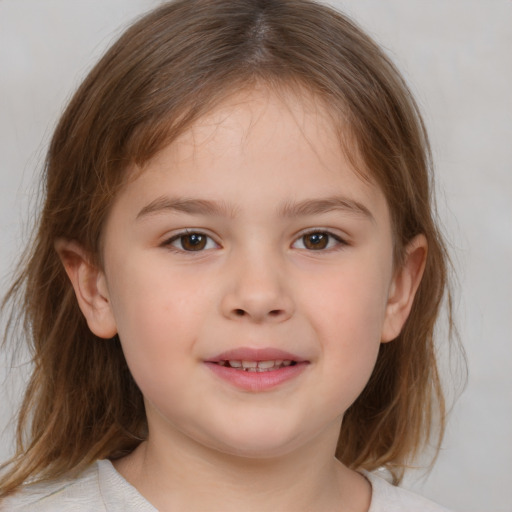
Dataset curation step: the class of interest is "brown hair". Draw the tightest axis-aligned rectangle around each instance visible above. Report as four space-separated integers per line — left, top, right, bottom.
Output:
1 0 458 496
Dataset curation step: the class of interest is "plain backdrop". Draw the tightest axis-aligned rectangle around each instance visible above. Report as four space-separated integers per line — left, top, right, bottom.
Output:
1 1 511 511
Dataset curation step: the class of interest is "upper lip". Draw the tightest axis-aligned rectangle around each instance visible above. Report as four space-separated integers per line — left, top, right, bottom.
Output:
206 347 307 363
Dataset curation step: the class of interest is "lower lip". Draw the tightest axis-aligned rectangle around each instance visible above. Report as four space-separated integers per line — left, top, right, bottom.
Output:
205 362 308 392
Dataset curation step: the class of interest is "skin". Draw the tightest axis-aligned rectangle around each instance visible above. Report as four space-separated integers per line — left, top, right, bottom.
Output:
58 87 426 512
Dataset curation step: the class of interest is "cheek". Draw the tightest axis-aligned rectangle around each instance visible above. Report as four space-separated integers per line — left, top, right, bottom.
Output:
300 262 391 407
106 263 201 393
317 304 382 416
108 253 207 335
304 259 391 340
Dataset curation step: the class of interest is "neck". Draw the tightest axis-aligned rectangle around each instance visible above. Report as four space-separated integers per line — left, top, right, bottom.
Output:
113 422 371 512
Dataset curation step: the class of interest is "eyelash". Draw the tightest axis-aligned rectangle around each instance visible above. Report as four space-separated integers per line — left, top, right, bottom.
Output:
164 230 219 252
292 230 347 251
162 229 347 253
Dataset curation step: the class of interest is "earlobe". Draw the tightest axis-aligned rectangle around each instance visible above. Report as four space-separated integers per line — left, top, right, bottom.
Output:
381 234 427 343
55 239 117 339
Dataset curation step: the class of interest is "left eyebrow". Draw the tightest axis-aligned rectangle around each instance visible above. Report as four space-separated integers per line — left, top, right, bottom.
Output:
278 196 375 222
136 197 237 220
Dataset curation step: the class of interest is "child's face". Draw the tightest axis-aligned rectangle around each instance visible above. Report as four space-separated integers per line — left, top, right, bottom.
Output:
86 88 415 458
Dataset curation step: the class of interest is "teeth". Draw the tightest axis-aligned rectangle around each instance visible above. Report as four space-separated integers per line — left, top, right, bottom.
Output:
257 360 276 369
220 359 296 371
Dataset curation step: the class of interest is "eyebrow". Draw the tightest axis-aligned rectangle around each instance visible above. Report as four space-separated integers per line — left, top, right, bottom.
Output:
279 197 374 222
136 197 237 219
136 195 374 222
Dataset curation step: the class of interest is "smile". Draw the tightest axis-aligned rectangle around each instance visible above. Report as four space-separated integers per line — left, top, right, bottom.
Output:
215 360 295 371
205 348 308 391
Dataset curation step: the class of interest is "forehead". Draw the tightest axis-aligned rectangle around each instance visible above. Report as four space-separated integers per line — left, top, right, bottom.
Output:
116 86 387 221
136 86 371 183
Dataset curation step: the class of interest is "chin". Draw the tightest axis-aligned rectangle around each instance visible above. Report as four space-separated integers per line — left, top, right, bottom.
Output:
196 422 311 460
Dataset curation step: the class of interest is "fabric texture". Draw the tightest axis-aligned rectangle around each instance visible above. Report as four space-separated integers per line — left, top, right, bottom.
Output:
1 460 451 511
363 471 452 512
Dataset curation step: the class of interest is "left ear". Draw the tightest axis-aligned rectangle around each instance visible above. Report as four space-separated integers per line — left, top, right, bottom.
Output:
381 234 427 343
55 238 118 339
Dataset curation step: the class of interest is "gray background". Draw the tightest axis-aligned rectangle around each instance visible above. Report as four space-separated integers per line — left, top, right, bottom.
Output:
1 1 511 511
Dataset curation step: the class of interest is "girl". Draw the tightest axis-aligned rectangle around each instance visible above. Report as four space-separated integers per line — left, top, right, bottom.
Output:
0 0 459 510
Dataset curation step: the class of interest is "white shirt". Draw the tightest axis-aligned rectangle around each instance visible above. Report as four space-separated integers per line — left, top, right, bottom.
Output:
1 459 452 511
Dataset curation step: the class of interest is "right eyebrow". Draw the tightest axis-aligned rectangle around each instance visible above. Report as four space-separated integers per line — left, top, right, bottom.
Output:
278 196 375 223
136 196 237 220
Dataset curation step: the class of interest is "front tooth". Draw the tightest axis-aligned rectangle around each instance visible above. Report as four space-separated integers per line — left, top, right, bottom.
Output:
257 360 275 369
241 360 257 369
229 360 242 368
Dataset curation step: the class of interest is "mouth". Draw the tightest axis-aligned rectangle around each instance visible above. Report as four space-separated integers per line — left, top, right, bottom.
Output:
214 359 297 372
205 347 308 391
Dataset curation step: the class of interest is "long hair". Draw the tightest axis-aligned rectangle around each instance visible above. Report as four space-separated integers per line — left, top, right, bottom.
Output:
1 0 459 495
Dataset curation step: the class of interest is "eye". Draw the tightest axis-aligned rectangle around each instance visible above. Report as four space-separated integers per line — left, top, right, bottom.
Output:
165 232 218 252
292 231 345 251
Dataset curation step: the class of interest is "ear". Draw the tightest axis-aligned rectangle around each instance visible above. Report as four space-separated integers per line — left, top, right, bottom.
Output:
381 234 427 343
55 239 117 339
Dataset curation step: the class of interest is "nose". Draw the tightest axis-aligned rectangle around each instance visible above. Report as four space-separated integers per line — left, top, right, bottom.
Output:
220 251 294 323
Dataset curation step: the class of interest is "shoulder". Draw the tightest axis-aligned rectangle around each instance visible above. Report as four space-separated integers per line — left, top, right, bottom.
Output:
1 462 102 512
0 460 156 512
363 471 454 512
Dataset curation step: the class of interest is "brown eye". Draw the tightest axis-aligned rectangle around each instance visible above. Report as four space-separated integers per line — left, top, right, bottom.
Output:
166 231 219 253
180 233 207 251
302 232 329 250
292 231 344 251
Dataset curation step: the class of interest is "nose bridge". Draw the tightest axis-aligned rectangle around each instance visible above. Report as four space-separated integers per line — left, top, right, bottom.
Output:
221 242 293 323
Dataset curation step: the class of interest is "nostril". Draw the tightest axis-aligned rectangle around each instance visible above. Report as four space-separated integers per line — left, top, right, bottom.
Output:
229 308 289 320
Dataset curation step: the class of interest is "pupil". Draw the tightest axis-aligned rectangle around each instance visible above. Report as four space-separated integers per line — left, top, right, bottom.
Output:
305 233 328 250
182 234 206 251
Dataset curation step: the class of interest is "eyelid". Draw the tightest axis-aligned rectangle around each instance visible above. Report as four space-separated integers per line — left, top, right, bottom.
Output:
291 228 348 250
162 229 220 252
